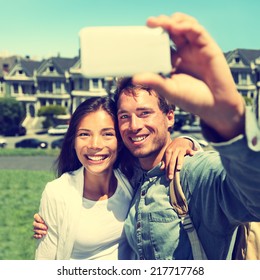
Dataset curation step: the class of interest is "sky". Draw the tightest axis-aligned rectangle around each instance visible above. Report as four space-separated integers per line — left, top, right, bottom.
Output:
0 0 259 60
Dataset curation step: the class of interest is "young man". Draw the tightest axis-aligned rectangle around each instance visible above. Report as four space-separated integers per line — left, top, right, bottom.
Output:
34 12 260 259
112 12 260 259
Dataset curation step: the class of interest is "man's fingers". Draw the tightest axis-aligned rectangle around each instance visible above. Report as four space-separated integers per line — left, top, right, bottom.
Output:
33 213 44 223
33 221 47 231
175 150 185 171
166 150 184 181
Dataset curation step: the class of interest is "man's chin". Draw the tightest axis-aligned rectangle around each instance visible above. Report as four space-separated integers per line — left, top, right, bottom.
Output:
130 150 149 159
126 144 152 158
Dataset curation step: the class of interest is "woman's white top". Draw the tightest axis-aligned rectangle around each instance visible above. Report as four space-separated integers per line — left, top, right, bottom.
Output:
35 167 134 260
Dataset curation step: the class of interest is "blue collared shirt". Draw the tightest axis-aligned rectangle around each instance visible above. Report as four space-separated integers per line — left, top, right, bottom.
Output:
124 107 260 259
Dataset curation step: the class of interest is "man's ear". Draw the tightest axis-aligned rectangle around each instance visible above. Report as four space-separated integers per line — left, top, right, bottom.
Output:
166 110 174 129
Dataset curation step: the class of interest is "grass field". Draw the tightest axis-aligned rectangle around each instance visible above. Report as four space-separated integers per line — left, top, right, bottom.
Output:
0 151 56 260
0 147 59 157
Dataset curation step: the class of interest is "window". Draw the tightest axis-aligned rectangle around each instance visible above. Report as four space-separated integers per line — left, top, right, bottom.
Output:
232 72 239 84
13 83 19 93
56 81 61 89
235 57 240 63
240 73 247 85
90 78 101 90
48 82 53 92
93 78 99 88
22 85 27 94
55 81 61 93
39 81 53 93
79 78 83 90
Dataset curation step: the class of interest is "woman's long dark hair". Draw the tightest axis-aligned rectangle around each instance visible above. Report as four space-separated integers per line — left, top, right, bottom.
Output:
55 97 122 177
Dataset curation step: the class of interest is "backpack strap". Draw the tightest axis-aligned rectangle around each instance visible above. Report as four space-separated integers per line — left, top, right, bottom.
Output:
169 170 208 260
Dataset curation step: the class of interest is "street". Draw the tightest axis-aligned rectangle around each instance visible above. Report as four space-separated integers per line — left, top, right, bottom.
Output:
0 130 210 171
1 129 209 150
2 130 63 149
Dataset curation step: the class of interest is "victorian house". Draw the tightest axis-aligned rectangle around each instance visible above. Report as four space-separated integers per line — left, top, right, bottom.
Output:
225 49 260 122
1 48 260 130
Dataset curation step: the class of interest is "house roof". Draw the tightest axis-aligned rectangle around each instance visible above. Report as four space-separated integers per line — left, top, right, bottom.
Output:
52 56 79 72
225 49 260 66
0 56 20 77
37 56 79 76
19 59 42 76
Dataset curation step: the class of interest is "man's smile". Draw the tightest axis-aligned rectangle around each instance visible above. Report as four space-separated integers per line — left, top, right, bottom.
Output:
129 135 148 143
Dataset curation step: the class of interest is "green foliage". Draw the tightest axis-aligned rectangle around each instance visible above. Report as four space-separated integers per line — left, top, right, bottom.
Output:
0 170 55 260
243 96 253 106
38 105 67 128
0 98 25 135
38 105 66 117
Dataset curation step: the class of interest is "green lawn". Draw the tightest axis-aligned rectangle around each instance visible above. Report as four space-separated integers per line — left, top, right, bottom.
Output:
0 169 55 260
0 147 59 157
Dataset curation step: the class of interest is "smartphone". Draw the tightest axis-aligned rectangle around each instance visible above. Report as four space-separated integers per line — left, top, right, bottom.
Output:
79 26 172 78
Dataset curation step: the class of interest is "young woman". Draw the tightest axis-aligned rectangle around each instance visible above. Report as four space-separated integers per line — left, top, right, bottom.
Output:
35 96 198 260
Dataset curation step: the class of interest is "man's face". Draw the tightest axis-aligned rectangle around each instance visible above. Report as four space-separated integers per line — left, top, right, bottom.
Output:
117 90 174 169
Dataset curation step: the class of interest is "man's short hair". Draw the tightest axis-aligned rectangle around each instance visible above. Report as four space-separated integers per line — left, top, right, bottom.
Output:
113 77 175 113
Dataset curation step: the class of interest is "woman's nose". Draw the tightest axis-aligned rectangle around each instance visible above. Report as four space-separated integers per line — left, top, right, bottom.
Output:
89 135 103 149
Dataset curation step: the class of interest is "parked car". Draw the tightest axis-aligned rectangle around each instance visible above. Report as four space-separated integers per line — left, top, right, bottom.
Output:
180 122 202 133
51 137 64 149
15 138 48 149
4 125 26 136
0 137 7 148
48 124 69 136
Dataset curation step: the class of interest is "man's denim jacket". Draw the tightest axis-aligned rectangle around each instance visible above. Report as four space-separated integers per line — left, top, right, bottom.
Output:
125 107 260 260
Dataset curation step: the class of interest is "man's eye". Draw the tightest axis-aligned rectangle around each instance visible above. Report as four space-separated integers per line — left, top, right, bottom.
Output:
119 114 129 119
141 111 151 116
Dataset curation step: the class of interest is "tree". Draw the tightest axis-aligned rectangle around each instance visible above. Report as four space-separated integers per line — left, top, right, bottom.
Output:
38 105 67 128
0 98 25 135
243 96 253 106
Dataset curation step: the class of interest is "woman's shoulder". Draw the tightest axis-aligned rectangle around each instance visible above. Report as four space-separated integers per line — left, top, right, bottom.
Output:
44 167 84 197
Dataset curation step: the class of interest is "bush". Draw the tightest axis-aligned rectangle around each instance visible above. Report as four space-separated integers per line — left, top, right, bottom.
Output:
38 105 67 129
0 98 25 135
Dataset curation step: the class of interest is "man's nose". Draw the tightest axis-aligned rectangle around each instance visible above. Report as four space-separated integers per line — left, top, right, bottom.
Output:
129 115 142 131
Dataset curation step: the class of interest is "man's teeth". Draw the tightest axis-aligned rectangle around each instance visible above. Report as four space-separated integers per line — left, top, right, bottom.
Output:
87 155 107 161
131 136 146 142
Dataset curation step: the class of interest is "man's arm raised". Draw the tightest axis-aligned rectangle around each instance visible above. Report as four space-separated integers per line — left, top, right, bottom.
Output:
132 12 245 141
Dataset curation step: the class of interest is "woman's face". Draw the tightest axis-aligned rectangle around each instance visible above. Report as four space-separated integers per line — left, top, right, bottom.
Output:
74 109 118 175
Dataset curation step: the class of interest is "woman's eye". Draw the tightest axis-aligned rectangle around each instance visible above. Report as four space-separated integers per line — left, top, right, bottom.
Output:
78 132 89 137
104 132 115 137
